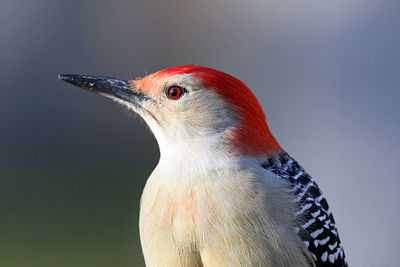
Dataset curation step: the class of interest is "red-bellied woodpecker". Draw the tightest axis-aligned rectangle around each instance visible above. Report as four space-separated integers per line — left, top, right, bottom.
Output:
59 65 347 267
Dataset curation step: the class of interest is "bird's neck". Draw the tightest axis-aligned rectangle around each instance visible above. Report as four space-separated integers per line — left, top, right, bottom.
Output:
154 134 243 183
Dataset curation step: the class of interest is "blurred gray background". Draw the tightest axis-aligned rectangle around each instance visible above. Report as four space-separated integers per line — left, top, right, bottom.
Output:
1 0 399 266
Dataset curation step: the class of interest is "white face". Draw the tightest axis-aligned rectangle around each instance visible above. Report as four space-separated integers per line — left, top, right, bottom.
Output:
129 74 239 156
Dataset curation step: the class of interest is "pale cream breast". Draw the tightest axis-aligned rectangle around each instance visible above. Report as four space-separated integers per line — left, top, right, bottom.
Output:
140 166 313 267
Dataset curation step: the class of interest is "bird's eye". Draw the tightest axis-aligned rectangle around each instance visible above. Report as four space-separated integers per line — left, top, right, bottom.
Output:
167 86 185 100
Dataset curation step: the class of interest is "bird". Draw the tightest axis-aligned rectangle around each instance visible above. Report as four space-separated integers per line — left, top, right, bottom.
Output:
59 65 347 267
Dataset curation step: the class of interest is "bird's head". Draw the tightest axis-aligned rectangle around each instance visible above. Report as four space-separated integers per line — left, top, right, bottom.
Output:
59 65 282 160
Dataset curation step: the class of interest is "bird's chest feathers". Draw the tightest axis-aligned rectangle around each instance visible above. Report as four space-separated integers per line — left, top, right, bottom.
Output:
165 187 198 243
140 179 211 246
139 165 269 248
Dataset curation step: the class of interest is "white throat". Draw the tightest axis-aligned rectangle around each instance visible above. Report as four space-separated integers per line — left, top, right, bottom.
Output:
159 134 237 178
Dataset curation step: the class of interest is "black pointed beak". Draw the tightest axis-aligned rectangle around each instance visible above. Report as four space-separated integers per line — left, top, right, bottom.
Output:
58 74 149 107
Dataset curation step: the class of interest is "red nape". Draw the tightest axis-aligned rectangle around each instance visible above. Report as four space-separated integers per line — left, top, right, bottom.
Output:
158 65 283 156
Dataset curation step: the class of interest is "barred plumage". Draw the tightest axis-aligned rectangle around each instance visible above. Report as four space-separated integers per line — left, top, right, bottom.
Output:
263 153 347 266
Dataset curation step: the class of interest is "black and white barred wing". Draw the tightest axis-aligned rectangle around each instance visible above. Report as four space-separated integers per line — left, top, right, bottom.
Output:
262 153 348 267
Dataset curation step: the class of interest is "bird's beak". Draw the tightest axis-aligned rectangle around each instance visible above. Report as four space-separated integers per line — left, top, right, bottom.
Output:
58 74 149 107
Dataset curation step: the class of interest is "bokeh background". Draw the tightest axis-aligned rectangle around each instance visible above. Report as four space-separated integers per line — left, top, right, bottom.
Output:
1 0 399 266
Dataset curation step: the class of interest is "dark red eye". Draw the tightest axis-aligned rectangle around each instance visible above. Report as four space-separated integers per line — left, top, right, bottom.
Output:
167 86 184 100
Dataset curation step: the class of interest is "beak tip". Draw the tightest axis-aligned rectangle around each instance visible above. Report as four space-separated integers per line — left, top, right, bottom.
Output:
58 74 71 82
